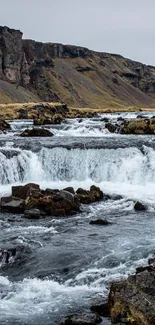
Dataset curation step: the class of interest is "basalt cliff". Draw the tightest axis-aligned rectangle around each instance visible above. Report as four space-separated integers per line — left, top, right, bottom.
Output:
0 25 155 108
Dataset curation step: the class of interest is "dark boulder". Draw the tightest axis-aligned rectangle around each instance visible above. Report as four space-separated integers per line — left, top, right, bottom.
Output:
63 187 75 195
89 219 111 226
24 209 41 219
134 201 146 211
1 196 25 213
105 122 118 133
0 120 11 132
90 301 110 317
60 313 102 325
53 190 75 204
12 183 41 199
20 128 54 137
148 255 155 265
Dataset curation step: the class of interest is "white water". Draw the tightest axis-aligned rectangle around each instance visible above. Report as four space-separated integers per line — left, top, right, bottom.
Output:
1 146 155 203
1 145 155 184
1 115 155 324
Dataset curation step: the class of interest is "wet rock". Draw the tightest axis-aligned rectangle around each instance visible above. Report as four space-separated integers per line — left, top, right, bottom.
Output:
12 183 41 199
89 219 111 226
110 194 123 201
100 117 109 122
24 209 41 219
1 196 25 213
90 301 110 317
148 255 155 265
60 313 102 325
109 265 155 325
53 190 75 204
0 120 11 132
76 185 103 204
105 122 117 133
136 265 154 274
117 117 124 122
20 128 53 137
0 245 31 267
44 188 59 196
134 201 146 211
25 192 80 217
63 187 75 195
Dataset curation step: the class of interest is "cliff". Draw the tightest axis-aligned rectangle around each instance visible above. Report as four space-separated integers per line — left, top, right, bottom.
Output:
0 25 155 108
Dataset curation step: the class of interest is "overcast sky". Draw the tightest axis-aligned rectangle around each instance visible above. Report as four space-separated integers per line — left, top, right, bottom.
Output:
0 0 155 65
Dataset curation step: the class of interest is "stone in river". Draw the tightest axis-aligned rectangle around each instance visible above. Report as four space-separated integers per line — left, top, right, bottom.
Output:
89 219 111 226
134 201 146 211
20 128 53 137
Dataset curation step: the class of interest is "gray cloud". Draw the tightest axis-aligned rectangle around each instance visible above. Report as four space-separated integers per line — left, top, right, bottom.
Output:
0 0 155 65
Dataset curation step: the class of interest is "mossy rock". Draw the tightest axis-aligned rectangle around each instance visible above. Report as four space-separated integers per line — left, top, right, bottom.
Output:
121 118 155 134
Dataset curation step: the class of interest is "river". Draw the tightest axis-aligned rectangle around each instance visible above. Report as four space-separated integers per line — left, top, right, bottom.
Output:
0 112 155 324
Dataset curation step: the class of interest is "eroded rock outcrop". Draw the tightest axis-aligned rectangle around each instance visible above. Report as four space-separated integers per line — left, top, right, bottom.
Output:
0 26 29 85
0 25 155 107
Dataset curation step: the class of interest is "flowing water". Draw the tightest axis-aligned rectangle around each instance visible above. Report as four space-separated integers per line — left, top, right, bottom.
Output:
0 112 155 324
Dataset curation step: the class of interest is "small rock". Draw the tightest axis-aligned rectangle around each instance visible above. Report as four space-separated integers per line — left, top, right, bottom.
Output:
0 120 11 132
53 190 75 204
148 256 155 265
89 219 111 226
20 128 54 137
90 301 110 317
134 201 146 211
24 209 41 219
63 187 75 195
105 122 117 133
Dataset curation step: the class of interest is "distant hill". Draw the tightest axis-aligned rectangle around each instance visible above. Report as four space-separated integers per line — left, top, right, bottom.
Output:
0 25 155 108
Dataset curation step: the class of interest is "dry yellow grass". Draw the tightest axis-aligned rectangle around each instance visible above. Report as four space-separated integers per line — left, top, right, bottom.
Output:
0 102 155 120
0 102 63 119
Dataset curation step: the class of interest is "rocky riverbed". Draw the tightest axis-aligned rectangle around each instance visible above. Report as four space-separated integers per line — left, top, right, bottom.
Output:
0 111 155 325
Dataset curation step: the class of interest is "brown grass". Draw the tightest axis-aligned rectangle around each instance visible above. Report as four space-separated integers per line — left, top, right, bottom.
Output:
0 102 155 120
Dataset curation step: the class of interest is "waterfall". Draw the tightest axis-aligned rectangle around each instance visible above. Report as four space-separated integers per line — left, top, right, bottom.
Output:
0 145 155 186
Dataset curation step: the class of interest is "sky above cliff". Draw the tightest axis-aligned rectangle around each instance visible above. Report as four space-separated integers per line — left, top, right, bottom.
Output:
0 0 155 65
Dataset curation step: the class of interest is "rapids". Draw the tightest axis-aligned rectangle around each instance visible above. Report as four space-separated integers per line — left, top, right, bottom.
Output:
0 111 155 324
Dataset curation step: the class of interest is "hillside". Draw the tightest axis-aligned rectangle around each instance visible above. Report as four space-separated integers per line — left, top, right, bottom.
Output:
0 26 155 108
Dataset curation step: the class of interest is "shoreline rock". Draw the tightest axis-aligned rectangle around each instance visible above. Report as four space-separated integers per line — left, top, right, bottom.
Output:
108 264 155 324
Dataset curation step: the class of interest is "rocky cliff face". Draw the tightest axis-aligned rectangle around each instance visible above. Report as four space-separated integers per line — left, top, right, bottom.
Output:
0 25 155 107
